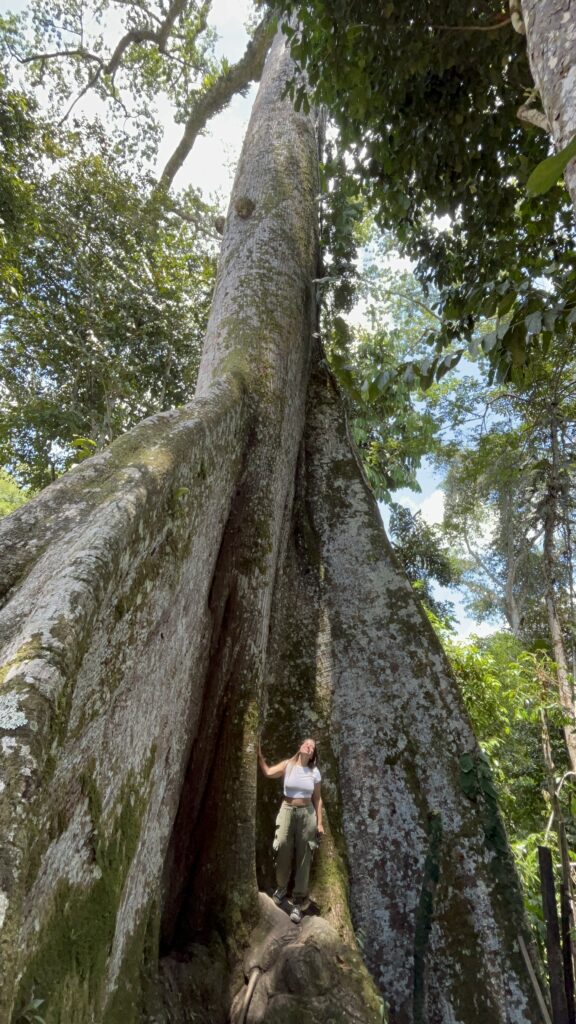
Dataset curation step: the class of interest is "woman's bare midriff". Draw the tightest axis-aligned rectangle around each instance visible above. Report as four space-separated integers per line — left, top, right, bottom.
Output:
283 797 312 807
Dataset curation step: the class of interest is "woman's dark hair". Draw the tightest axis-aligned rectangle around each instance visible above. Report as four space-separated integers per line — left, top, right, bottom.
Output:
289 738 318 768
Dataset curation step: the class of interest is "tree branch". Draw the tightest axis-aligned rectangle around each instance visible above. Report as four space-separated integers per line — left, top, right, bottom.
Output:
158 12 276 191
16 47 103 66
393 288 442 321
463 530 503 590
18 0 213 121
517 104 549 132
104 0 206 76
433 16 511 32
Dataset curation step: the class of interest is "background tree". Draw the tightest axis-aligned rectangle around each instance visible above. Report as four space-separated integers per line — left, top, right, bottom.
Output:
0 151 215 489
441 425 545 638
388 503 460 621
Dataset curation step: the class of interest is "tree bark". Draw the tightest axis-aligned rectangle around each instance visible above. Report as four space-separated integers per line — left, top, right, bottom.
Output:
523 0 576 207
0 26 541 1024
0 28 319 1023
302 359 539 1022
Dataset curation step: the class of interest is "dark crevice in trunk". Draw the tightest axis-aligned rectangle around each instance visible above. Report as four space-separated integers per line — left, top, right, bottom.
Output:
159 579 238 954
164 695 235 953
159 453 254 952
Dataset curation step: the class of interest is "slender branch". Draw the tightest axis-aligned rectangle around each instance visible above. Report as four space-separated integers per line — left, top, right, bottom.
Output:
542 769 576 842
16 47 103 66
158 12 276 190
59 63 105 124
19 0 213 123
163 198 221 239
433 16 511 32
378 287 442 321
463 530 502 590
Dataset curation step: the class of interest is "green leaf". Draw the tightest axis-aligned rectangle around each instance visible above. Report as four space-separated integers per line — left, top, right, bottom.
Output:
524 311 542 335
526 133 576 196
481 332 497 354
70 436 97 450
497 290 516 317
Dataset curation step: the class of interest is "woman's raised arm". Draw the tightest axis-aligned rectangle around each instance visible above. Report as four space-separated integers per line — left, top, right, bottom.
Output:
258 745 288 779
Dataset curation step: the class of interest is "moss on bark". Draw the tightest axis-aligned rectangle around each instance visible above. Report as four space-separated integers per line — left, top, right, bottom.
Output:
13 755 155 1024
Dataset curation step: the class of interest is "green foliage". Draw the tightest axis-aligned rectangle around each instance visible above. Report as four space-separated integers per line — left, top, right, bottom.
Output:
318 148 365 314
0 72 44 303
0 2 273 488
445 630 548 832
388 503 460 621
324 229 448 498
328 324 440 498
431 620 573 933
441 425 544 634
527 133 576 196
277 0 576 383
435 338 576 649
2 0 218 170
0 468 29 516
0 139 216 488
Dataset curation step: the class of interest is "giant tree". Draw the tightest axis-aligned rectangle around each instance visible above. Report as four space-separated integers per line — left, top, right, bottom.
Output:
0 24 543 1024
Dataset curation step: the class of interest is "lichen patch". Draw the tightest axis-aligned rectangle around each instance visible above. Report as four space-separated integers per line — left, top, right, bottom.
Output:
0 692 28 730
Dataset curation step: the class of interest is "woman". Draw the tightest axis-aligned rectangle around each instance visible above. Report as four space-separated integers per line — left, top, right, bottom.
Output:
258 737 324 923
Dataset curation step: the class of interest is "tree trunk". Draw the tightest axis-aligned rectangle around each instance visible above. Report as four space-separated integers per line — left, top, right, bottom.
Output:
542 409 576 771
0 28 540 1024
301 359 539 1022
523 0 576 207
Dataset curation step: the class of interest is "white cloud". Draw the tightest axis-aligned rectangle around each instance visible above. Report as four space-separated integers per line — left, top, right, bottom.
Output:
418 489 445 526
382 488 445 527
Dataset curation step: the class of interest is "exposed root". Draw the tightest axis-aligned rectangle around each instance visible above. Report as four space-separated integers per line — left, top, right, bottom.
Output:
229 894 385 1024
234 966 262 1024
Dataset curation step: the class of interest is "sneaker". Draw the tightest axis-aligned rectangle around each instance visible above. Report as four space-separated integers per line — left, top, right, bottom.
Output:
272 888 287 906
289 904 302 924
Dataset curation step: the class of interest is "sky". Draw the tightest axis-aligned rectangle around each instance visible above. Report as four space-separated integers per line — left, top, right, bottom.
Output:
378 469 498 641
156 0 257 201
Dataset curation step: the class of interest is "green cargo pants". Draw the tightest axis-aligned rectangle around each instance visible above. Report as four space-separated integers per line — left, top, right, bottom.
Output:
273 802 318 901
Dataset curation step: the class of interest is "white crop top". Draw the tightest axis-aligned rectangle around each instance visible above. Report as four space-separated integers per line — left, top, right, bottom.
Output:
283 762 321 799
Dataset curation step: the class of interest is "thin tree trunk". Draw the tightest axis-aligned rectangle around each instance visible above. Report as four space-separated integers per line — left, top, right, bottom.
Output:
539 845 570 1024
542 409 576 771
541 706 576 997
